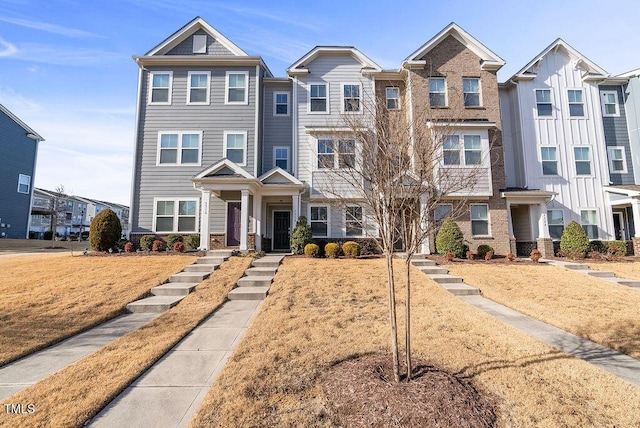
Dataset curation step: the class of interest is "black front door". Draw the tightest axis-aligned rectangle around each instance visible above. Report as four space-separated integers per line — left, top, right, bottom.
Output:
227 202 241 246
273 211 291 250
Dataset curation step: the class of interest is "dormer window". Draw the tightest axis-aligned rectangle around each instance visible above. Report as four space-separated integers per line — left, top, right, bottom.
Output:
193 35 207 53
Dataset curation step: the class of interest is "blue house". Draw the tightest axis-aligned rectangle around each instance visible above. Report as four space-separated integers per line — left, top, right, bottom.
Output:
0 104 44 238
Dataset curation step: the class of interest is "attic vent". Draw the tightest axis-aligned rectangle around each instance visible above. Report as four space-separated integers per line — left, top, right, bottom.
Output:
193 35 207 54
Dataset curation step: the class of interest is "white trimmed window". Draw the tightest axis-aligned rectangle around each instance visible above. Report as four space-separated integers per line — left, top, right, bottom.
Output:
443 135 460 165
154 199 198 233
310 205 329 237
386 87 400 109
541 147 558 175
434 204 453 222
192 34 207 53
317 138 355 169
470 204 490 236
345 206 363 237
157 132 201 165
443 134 484 166
149 71 172 104
463 135 482 165
535 89 552 116
17 174 31 194
274 91 289 116
309 83 328 113
225 71 248 104
580 210 598 239
224 131 247 165
317 139 334 169
568 89 585 117
463 77 481 107
548 209 564 240
601 91 620 117
187 72 210 104
574 147 592 176
338 139 355 168
342 83 361 112
274 146 289 170
429 77 446 107
608 147 627 173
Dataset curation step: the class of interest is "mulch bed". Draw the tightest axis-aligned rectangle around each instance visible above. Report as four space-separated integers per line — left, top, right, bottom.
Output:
427 254 539 265
323 353 497 428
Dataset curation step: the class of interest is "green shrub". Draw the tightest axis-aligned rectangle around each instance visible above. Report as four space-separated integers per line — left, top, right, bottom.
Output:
89 209 122 252
44 231 53 240
606 240 627 257
304 243 319 258
185 235 200 250
167 234 183 249
152 239 166 252
342 241 360 258
589 240 606 253
124 242 135 253
140 235 156 251
173 241 186 253
476 244 494 259
435 219 465 257
560 221 589 259
291 216 313 255
325 242 340 258
115 238 128 251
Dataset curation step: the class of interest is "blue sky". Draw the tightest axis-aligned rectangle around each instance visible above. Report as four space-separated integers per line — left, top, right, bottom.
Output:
1 0 639 205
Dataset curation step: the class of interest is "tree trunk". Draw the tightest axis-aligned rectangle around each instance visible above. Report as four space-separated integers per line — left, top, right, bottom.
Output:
386 253 400 383
405 259 412 381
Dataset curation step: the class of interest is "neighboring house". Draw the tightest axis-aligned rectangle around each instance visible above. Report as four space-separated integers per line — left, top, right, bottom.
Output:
0 104 44 239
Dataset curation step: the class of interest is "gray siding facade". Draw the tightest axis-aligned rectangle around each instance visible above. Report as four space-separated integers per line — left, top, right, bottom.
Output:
625 76 640 184
263 80 293 173
600 85 634 185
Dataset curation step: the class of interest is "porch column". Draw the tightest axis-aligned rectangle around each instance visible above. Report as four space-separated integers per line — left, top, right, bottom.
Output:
506 201 517 255
240 189 249 251
632 199 640 238
420 193 430 254
292 194 300 225
536 203 553 258
253 193 262 251
199 189 211 250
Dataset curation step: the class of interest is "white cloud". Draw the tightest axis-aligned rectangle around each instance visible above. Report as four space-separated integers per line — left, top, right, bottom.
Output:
0 16 103 38
0 38 17 57
9 43 122 66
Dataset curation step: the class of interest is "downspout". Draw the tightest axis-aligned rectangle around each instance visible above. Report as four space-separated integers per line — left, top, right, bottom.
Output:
291 76 298 177
254 65 261 177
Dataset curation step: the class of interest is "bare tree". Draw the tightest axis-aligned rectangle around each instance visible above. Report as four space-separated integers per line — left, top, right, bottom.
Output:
49 185 69 242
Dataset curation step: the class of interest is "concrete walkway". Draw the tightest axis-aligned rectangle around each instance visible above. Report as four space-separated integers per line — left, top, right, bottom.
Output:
0 313 159 400
89 299 261 427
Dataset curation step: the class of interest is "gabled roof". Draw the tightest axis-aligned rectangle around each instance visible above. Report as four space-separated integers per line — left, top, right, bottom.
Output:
618 68 640 78
193 159 254 180
0 104 44 142
287 46 382 76
508 38 608 82
145 16 247 57
404 22 505 71
258 167 304 186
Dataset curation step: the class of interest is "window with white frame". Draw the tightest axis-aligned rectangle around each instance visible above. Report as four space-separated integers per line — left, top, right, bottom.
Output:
342 83 361 112
607 146 627 173
463 135 482 165
158 132 201 165
548 209 564 240
274 92 289 116
429 77 446 107
224 132 247 165
317 139 334 169
192 34 207 53
274 146 289 170
17 174 31 194
345 206 363 236
535 89 552 116
434 204 453 222
386 87 399 109
541 147 558 175
225 71 248 104
310 206 328 237
574 147 592 175
443 135 460 165
580 210 598 239
187 72 210 104
338 139 355 168
309 83 328 112
463 77 481 107
443 134 483 166
155 199 198 233
567 89 585 117
470 204 489 236
149 71 172 104
601 91 619 116
317 138 355 169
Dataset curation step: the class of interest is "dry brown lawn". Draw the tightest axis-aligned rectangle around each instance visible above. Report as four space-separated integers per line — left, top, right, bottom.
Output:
445 263 640 359
0 257 252 428
0 238 88 253
587 260 640 280
191 258 640 427
0 253 197 366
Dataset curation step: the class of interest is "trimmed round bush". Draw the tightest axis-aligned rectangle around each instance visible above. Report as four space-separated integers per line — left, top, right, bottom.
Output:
124 242 135 253
291 216 313 255
607 240 627 257
140 235 156 251
167 234 184 249
325 242 340 258
185 235 200 250
476 244 494 259
152 239 166 252
560 220 589 259
89 209 122 252
436 219 465 258
173 241 186 253
342 241 360 258
304 243 319 258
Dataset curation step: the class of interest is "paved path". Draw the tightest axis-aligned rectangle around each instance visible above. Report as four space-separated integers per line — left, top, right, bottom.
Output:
0 313 159 400
89 299 262 427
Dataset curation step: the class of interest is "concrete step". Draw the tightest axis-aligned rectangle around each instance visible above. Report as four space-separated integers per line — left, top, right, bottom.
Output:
237 277 273 287
428 274 463 284
196 256 226 265
616 279 640 288
126 295 185 313
244 267 278 277
169 272 210 283
419 266 449 275
252 256 284 268
411 259 437 267
228 286 270 300
440 283 481 296
151 282 199 296
585 270 615 278
207 250 233 258
183 263 219 272
563 263 588 270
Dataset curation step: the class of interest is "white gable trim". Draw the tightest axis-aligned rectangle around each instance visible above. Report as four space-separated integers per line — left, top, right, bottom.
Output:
258 167 304 186
193 158 253 179
287 46 382 76
0 104 44 141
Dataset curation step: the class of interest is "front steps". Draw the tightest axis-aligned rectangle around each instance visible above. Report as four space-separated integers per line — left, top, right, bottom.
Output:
411 258 481 296
126 250 230 313
541 258 639 289
228 255 284 301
